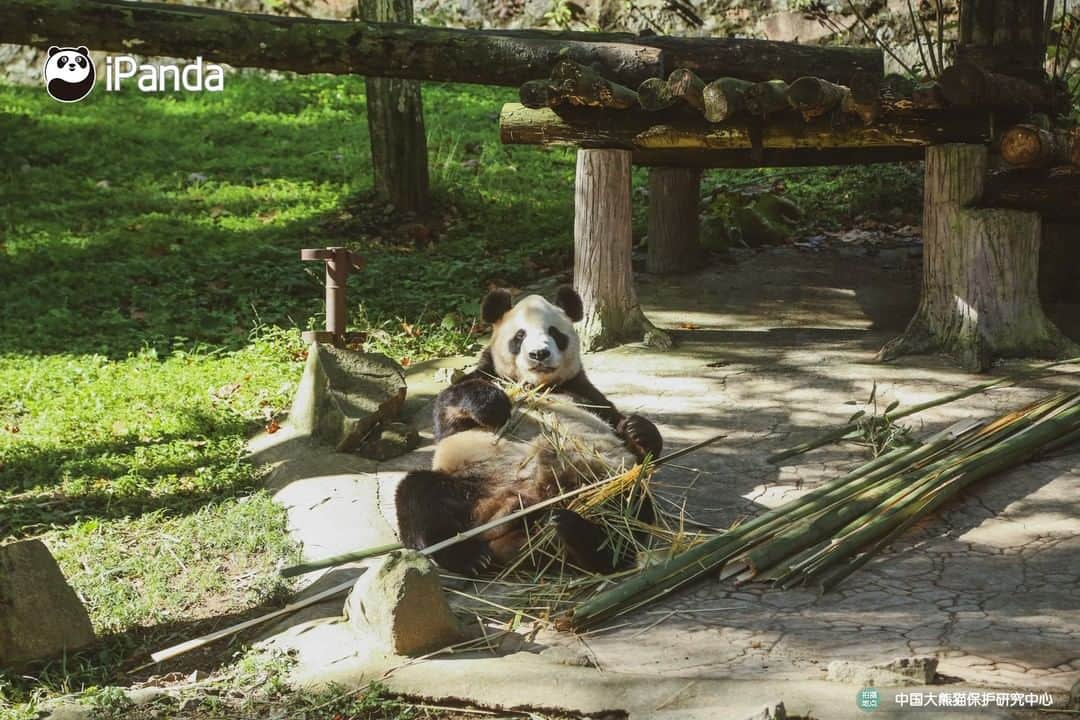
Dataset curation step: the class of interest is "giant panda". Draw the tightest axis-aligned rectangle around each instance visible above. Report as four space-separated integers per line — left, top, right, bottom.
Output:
43 46 95 103
395 286 663 575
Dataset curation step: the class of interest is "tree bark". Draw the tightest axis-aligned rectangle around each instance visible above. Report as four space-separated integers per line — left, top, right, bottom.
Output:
519 60 639 109
878 144 1075 372
979 166 1080 220
499 103 992 157
647 168 704 274
939 62 1052 110
0 0 882 88
361 0 429 214
637 69 706 112
573 150 670 351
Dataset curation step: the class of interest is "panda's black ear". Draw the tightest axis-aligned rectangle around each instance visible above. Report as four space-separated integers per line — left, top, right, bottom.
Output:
554 285 583 322
48 46 60 57
481 288 512 324
76 47 90 56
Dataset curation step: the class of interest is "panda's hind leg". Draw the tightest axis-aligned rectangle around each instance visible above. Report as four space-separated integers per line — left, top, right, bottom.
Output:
394 469 493 575
433 379 512 441
551 493 657 574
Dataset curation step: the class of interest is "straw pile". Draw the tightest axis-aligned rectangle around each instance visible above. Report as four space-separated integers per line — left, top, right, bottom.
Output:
569 391 1080 631
445 381 710 630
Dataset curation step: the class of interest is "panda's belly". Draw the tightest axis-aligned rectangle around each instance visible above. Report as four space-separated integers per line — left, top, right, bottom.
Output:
431 397 635 490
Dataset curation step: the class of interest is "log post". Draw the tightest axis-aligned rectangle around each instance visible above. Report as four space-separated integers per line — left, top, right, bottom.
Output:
647 168 704 274
877 144 1075 371
573 150 671 351
361 0 430 214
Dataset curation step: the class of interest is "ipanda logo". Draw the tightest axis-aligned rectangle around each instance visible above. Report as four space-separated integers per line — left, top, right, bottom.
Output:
44 47 225 102
43 46 95 103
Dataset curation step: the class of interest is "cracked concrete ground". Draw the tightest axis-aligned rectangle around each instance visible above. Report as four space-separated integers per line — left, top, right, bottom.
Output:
252 247 1079 717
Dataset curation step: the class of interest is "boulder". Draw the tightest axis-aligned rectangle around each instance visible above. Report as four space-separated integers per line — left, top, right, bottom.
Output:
0 539 96 667
344 550 462 656
827 655 938 687
288 344 407 453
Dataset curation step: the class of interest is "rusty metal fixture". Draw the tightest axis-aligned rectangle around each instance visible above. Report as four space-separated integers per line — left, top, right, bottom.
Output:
301 246 365 346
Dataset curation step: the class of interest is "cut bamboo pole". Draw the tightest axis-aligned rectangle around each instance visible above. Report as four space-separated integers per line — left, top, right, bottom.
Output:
767 357 1080 463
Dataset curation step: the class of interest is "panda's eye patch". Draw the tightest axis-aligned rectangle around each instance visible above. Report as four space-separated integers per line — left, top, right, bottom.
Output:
509 329 525 355
549 326 569 351
58 55 68 65
76 57 87 67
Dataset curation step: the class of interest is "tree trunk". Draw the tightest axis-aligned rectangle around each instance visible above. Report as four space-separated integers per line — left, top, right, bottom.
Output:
573 150 670 351
878 144 1075 372
0 0 881 88
361 0 429 214
647 168 704 274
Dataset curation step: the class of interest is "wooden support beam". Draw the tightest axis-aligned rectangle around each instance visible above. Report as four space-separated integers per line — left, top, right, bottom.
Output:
0 0 883 88
980 166 1080 220
361 0 429 214
647 168 704 274
573 150 670 351
1000 125 1080 168
878 145 1075 372
499 103 993 161
702 78 754 123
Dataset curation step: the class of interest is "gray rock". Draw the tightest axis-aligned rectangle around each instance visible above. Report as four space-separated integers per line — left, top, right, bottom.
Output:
539 645 596 667
0 539 96 667
356 421 420 461
344 549 462 656
288 344 407 453
126 687 170 706
827 655 938 687
43 703 95 720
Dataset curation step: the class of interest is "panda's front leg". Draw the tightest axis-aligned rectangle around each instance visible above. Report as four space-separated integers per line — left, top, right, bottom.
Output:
617 414 664 461
433 378 512 441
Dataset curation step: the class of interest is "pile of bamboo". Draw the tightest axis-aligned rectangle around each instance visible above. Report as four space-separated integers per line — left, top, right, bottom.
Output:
568 391 1080 631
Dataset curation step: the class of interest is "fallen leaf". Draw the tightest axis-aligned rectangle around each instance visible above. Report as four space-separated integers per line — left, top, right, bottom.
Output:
679 322 700 330
265 419 280 434
3 424 19 434
400 357 412 367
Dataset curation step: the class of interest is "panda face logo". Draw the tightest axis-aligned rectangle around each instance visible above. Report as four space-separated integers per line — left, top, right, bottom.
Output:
43 46 95 103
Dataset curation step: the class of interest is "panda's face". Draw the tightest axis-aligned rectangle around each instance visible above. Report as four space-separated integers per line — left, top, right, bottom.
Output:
486 288 584 387
44 47 92 84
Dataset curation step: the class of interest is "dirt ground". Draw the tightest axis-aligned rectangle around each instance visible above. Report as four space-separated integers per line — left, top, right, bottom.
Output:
255 246 1080 718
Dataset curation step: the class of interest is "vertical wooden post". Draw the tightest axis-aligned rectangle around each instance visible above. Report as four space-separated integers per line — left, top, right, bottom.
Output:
573 149 671 351
646 167 704 275
361 0 430 215
877 144 1074 371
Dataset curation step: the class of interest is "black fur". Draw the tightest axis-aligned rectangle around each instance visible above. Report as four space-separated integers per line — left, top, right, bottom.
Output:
549 326 569 351
508 328 525 356
554 285 584 322
397 287 664 576
395 470 494 574
433 379 512 441
482 288 512 324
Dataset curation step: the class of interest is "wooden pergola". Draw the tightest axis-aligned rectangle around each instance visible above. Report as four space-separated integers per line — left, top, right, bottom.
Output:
495 0 1079 369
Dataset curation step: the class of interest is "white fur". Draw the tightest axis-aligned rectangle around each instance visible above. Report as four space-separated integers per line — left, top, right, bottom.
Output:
432 393 633 490
490 295 581 387
44 49 92 85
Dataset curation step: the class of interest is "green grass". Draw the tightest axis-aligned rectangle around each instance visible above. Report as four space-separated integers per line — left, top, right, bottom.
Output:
0 72 922 717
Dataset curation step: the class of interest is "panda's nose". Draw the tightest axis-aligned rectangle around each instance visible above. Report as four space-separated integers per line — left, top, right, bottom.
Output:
529 348 551 361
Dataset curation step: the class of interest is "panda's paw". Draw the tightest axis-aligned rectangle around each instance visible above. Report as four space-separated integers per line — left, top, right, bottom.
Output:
619 414 663 461
461 380 513 431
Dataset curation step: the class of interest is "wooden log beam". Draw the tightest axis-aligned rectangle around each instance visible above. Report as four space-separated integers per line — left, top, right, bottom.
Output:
637 68 706 113
939 62 1052 110
1000 125 1080 168
499 103 993 161
786 76 849 121
520 60 638 109
0 0 882 88
702 78 754 123
980 167 1080 220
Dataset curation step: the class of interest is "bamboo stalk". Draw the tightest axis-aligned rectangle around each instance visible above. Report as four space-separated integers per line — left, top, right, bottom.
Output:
767 357 1080 463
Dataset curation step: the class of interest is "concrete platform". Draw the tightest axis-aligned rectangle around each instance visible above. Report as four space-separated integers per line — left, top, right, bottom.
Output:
251 247 1079 718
